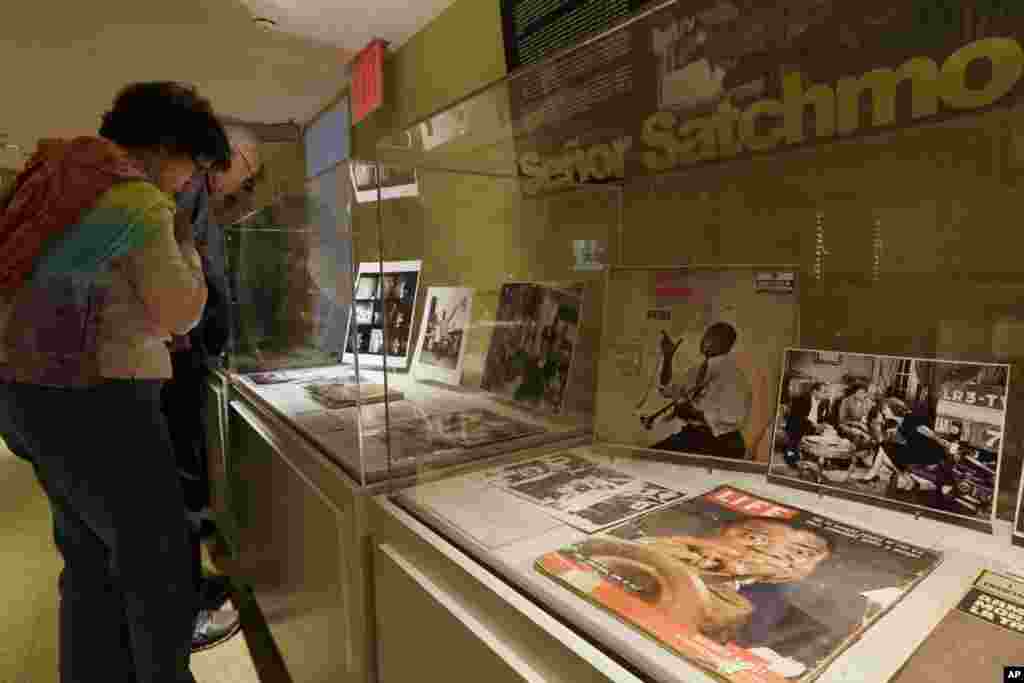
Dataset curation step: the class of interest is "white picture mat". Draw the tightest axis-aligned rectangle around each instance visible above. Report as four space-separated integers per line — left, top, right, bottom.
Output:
412 286 475 386
343 259 422 370
394 444 1024 683
768 347 1012 529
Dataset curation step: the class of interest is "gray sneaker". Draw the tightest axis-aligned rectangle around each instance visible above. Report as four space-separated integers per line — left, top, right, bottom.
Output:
191 604 241 653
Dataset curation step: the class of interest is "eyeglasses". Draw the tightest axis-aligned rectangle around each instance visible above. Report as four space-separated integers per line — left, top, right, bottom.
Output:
235 145 260 193
193 155 216 173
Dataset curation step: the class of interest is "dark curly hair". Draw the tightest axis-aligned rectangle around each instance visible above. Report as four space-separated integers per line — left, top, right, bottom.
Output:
99 82 232 171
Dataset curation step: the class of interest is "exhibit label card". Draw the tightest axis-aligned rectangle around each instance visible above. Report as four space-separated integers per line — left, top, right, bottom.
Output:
484 452 685 533
889 570 1024 683
537 485 942 683
412 287 475 386
768 348 1011 531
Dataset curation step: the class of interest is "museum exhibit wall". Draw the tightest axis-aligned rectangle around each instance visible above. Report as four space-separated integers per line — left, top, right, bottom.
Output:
348 100 1024 522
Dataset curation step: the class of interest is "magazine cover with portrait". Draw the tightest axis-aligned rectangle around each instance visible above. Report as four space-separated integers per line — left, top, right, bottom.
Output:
768 349 1010 530
480 282 584 414
537 485 941 683
412 287 474 385
596 267 799 471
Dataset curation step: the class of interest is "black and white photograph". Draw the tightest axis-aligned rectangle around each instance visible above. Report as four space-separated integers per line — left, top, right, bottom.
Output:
420 408 544 449
349 161 419 203
484 453 685 533
412 286 474 385
769 348 1011 527
481 282 584 414
344 260 421 369
355 274 379 300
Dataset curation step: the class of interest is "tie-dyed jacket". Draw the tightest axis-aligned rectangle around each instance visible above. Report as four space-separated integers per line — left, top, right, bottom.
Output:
0 138 207 386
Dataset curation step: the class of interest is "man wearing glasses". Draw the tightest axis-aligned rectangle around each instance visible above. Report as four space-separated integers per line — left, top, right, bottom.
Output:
163 124 264 652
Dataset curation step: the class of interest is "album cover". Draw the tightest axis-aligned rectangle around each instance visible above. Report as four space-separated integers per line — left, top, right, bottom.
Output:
420 408 545 448
485 453 685 533
596 267 799 469
304 382 404 410
768 348 1010 529
889 570 1024 682
481 282 585 414
343 260 422 369
412 287 475 386
537 485 942 682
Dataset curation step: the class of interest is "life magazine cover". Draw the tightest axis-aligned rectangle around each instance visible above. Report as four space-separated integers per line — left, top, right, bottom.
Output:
484 452 685 533
889 569 1024 683
537 485 941 682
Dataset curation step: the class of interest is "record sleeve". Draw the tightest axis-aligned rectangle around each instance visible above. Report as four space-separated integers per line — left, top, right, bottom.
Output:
480 282 584 414
596 266 799 470
537 485 942 682
889 569 1024 682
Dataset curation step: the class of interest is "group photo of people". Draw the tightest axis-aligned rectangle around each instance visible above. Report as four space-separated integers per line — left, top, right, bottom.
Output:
770 349 1010 518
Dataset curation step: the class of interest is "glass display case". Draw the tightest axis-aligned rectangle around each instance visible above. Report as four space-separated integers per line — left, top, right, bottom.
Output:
366 2 1024 682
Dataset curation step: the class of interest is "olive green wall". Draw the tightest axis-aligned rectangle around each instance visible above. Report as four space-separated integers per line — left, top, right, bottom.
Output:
349 0 506 160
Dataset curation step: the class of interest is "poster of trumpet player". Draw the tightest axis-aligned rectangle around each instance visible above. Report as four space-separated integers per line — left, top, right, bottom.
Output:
480 282 585 414
412 287 474 386
595 267 799 470
536 485 942 683
768 349 1011 530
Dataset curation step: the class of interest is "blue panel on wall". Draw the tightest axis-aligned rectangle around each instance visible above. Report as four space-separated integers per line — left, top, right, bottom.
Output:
305 97 350 178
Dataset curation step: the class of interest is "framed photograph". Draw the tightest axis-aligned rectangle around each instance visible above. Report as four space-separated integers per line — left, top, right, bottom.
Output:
349 161 419 204
769 348 1011 532
343 260 422 369
412 287 475 385
538 485 941 683
480 282 585 414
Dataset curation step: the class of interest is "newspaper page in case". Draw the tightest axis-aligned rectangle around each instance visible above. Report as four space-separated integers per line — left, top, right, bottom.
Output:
769 349 1010 531
889 570 1024 682
484 452 685 533
537 485 942 682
